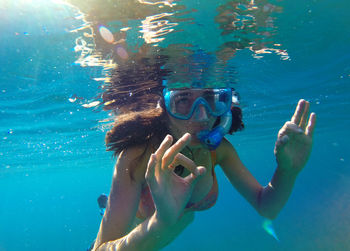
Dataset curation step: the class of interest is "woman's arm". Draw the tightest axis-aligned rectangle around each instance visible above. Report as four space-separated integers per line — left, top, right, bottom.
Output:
217 100 316 220
93 145 146 249
217 139 296 220
94 134 205 250
93 144 183 251
96 211 195 251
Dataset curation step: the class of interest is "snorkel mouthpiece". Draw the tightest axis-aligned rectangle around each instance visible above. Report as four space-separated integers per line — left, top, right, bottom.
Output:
197 111 232 150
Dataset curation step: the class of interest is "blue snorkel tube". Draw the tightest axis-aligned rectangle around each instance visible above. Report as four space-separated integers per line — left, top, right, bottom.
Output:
197 110 232 150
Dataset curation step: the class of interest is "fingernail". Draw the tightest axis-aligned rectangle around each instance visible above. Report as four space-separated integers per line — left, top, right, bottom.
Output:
198 166 206 176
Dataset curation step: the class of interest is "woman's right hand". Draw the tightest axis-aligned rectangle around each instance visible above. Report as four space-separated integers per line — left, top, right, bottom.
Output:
145 133 206 227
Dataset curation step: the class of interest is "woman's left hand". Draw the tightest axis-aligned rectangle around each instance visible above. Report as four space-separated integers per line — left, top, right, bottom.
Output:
274 99 316 174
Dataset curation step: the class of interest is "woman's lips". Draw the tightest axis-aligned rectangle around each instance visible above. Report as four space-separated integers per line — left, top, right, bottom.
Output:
190 126 211 134
187 122 211 132
187 129 211 140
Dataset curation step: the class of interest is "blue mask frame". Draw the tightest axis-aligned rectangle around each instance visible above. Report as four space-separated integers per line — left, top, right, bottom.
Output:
163 88 232 120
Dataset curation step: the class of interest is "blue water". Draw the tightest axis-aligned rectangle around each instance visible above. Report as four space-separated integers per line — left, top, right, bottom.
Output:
1 0 349 250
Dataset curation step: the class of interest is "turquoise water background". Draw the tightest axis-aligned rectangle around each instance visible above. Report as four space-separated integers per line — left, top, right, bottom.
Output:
1 0 349 250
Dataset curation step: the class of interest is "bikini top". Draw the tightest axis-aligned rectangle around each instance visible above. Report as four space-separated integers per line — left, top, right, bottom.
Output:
136 151 218 220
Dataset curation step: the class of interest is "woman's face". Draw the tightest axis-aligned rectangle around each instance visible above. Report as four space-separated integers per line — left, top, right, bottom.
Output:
166 103 217 147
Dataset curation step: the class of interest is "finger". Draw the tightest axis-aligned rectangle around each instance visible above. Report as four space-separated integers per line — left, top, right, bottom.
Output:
155 134 173 158
162 133 191 168
145 154 157 183
291 99 306 125
305 112 316 137
299 101 310 130
184 166 206 184
169 153 197 173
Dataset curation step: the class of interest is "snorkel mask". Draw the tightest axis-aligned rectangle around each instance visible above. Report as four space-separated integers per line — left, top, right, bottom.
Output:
163 87 233 150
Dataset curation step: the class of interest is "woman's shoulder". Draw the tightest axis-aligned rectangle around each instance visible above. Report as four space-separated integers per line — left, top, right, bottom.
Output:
215 137 238 165
116 139 160 183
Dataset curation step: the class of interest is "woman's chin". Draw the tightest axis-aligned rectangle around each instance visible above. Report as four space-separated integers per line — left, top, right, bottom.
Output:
188 136 206 148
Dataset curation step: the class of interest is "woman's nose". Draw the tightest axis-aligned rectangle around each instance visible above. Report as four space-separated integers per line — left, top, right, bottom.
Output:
193 104 209 121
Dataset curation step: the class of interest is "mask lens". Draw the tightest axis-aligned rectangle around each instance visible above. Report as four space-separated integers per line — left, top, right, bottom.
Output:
204 89 231 116
170 92 194 116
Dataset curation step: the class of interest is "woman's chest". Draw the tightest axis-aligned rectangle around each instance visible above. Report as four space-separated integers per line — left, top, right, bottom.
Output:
180 150 215 204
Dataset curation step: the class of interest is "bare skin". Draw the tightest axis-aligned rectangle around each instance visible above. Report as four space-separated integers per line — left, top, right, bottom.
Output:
92 99 316 250
275 99 316 172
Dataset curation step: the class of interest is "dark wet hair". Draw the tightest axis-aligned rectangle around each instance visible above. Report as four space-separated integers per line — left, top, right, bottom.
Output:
102 57 169 156
102 57 244 158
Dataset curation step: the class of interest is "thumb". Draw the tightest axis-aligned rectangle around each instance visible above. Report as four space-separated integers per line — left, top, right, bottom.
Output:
184 166 206 184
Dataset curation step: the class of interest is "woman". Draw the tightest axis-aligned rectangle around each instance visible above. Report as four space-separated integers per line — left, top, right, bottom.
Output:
90 61 316 250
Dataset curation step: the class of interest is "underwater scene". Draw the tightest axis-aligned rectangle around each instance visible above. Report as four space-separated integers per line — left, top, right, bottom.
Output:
1 0 349 250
